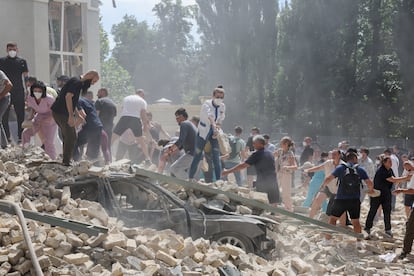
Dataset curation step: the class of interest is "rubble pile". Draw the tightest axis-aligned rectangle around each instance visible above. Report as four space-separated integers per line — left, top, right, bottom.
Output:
0 145 414 275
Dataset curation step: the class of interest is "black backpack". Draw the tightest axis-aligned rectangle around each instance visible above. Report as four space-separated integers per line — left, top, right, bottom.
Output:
339 164 362 195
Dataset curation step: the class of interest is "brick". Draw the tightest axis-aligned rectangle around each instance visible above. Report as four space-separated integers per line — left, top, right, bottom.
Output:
66 232 84 247
155 250 179 267
8 249 24 265
291 257 312 274
5 176 23 191
249 191 269 203
14 259 32 274
22 198 37 211
87 233 107 247
217 244 245 256
102 233 127 250
61 186 71 205
63 253 90 265
126 238 137 251
136 244 155 260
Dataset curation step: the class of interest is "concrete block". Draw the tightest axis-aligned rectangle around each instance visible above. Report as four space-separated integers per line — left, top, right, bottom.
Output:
155 250 179 267
63 253 90 265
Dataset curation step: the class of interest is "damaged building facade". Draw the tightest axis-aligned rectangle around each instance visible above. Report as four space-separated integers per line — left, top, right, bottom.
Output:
0 0 100 87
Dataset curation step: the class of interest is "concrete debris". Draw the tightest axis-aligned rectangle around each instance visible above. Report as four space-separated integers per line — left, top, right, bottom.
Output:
0 145 413 275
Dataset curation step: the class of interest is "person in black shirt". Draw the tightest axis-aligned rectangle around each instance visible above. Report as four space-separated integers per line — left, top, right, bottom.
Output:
245 127 260 187
166 108 197 179
95 88 117 142
0 42 29 142
364 156 408 237
223 135 280 206
300 137 314 165
51 70 99 166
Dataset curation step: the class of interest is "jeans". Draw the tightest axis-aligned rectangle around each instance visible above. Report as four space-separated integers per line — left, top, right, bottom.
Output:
0 95 10 148
189 130 221 180
170 153 193 179
223 161 242 186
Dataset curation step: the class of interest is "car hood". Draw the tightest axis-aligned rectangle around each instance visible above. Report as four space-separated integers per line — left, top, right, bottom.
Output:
200 203 277 225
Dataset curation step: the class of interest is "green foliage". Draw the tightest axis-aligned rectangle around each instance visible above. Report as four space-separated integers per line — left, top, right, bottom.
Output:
101 0 414 140
100 57 135 104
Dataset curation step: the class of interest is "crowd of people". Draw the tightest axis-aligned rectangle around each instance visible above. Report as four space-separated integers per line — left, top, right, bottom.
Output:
3 42 414 258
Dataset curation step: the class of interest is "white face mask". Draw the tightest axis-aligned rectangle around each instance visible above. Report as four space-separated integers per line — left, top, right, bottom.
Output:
302 141 307 147
8 50 17 58
34 92 42 99
213 98 223 105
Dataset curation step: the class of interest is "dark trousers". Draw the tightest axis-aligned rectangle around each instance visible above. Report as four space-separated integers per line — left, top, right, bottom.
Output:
403 208 414 254
74 127 102 161
52 112 76 165
365 190 392 231
2 94 25 140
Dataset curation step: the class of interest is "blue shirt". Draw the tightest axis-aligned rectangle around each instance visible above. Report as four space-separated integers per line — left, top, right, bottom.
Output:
78 97 103 130
332 162 369 200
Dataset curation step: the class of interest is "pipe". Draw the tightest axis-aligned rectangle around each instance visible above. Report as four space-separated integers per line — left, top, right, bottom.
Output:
0 200 43 276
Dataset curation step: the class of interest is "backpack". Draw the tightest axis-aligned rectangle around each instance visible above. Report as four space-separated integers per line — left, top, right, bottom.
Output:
228 136 241 159
338 164 362 195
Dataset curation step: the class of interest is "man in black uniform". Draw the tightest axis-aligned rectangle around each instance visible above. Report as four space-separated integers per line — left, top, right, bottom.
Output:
0 42 29 142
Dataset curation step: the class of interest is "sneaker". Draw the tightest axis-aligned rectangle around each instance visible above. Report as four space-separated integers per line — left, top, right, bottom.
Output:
385 230 393 238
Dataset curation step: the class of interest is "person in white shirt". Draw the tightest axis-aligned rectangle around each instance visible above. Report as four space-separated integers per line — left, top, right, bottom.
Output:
359 147 376 202
189 86 225 180
111 90 151 164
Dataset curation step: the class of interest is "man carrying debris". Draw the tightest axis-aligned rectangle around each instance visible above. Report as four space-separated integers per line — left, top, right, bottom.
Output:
111 89 152 166
222 135 280 206
165 108 197 179
320 151 374 236
189 86 225 181
365 155 409 238
51 70 100 166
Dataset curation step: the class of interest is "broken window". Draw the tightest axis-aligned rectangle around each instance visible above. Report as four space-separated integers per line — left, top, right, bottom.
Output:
48 1 83 85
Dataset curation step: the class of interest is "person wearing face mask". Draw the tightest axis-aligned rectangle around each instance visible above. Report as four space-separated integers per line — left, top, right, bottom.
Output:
22 81 57 159
51 70 100 166
189 85 226 181
0 42 29 143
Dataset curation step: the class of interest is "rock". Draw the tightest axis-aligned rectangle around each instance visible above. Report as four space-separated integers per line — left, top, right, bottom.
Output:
63 253 90 265
155 250 179 267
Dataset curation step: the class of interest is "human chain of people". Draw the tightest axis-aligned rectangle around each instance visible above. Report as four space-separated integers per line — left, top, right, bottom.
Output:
2 42 414 259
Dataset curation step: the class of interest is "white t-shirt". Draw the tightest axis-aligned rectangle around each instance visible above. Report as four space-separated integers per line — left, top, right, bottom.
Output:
407 172 414 189
323 159 346 193
121 94 147 118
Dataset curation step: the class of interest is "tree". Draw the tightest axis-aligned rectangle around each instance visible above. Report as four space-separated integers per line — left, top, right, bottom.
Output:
195 0 279 129
100 20 134 103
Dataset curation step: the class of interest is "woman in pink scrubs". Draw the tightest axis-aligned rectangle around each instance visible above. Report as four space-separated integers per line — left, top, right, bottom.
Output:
22 81 57 159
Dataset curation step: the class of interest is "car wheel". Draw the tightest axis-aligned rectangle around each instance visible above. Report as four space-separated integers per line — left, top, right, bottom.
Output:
213 232 255 253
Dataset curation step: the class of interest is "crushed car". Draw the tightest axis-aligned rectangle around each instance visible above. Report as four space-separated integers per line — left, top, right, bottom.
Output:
56 173 276 255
